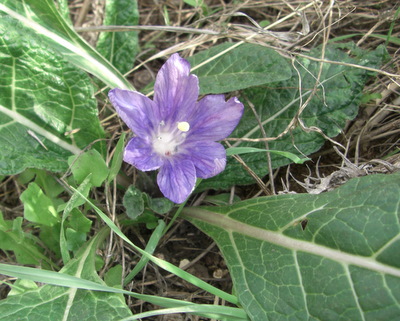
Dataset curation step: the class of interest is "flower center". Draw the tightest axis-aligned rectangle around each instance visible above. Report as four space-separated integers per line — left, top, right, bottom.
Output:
153 121 190 157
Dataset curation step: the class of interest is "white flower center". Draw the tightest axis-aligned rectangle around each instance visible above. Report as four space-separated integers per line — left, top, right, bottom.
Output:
153 121 190 157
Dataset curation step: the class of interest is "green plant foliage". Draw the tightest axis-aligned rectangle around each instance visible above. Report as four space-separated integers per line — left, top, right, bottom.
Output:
20 182 59 226
0 228 133 320
200 43 388 190
145 194 174 215
104 265 123 288
184 172 400 320
0 212 55 269
123 185 145 219
97 0 139 74
8 279 38 296
0 16 105 175
68 150 109 187
107 132 126 182
183 0 209 15
0 0 133 90
188 42 292 94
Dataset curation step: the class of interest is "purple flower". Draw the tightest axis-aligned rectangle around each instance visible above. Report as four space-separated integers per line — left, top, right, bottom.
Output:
109 53 243 203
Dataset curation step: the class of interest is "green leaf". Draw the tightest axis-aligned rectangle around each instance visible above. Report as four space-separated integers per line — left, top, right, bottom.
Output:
203 193 241 206
33 170 65 199
20 182 59 226
188 42 292 94
39 224 62 258
226 147 309 163
68 150 109 187
66 228 87 252
0 0 133 90
54 0 71 24
0 212 56 269
107 132 126 183
123 185 145 219
60 176 93 264
69 185 239 305
145 194 174 215
69 209 92 234
0 228 133 320
201 43 388 190
184 173 400 320
8 279 38 296
123 220 165 285
0 228 246 320
97 0 139 74
0 16 105 175
183 0 209 15
104 265 123 288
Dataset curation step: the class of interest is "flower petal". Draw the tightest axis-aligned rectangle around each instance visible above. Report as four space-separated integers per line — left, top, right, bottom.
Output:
157 158 196 203
124 137 163 171
109 88 158 138
153 54 199 122
188 95 244 141
185 141 226 179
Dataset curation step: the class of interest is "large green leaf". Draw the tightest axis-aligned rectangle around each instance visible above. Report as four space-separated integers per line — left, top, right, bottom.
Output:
0 0 133 90
0 16 105 174
97 0 139 74
200 43 388 190
0 228 133 320
188 42 292 94
184 173 400 320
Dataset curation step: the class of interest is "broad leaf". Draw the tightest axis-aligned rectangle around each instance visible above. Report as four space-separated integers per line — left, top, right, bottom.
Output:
97 0 139 74
123 185 145 219
20 182 59 226
188 42 292 94
0 228 133 320
0 0 133 90
0 212 55 269
0 16 105 175
200 43 388 190
68 150 109 187
184 173 400 320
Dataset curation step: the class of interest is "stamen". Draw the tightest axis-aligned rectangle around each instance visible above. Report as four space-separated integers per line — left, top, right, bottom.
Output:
177 121 190 132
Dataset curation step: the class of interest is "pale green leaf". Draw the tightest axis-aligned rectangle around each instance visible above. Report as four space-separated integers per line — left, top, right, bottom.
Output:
123 220 165 286
0 0 133 90
0 228 133 320
20 182 59 226
201 43 388 190
8 279 38 296
145 194 174 214
68 185 239 305
226 147 309 163
0 259 243 319
104 265 123 288
0 212 56 269
0 16 105 175
60 176 92 264
123 185 145 219
68 150 109 187
184 173 400 320
107 132 126 182
97 0 139 74
188 42 292 94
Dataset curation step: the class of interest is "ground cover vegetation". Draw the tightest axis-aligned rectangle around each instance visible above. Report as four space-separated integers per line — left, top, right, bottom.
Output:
0 0 399 320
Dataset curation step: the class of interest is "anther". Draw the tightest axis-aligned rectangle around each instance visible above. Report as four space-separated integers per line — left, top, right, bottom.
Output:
177 121 190 132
